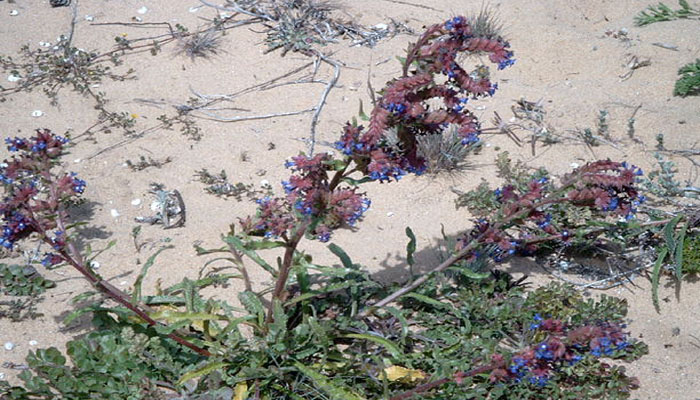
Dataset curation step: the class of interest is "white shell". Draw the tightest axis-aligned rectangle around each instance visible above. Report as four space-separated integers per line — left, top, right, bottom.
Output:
89 261 100 269
110 209 120 218
4 342 15 351
84 15 94 22
131 198 142 206
9 10 19 16
570 162 580 169
188 6 200 12
31 110 44 117
260 179 270 187
7 74 21 82
386 212 395 217
28 340 38 346
137 6 148 14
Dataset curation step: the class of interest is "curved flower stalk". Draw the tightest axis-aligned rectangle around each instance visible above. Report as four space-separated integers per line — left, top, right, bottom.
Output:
0 129 210 356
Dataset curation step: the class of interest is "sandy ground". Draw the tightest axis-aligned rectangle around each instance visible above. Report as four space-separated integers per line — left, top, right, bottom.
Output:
0 0 699 398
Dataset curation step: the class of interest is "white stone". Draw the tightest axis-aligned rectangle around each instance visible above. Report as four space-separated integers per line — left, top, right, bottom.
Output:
4 342 15 351
260 179 270 187
137 6 148 14
386 212 394 217
7 74 21 82
9 10 18 16
131 198 142 206
570 162 580 169
110 209 120 218
28 340 38 346
74 158 81 163
31 110 44 117
85 15 94 22
374 23 388 30
0 372 4 380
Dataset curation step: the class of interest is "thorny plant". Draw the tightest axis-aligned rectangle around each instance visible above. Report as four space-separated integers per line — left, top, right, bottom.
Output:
0 15 682 399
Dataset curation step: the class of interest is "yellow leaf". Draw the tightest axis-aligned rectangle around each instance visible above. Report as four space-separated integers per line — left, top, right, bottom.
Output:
234 382 248 400
384 365 427 383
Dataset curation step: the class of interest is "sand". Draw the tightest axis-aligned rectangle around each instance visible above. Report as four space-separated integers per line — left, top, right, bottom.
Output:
0 0 699 398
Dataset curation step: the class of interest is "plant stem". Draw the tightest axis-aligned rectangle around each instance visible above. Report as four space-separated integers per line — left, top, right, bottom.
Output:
36 190 211 357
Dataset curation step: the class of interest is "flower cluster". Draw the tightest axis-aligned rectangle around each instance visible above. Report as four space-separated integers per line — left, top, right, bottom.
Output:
0 129 82 265
333 15 514 183
457 160 646 262
488 315 633 388
242 154 370 242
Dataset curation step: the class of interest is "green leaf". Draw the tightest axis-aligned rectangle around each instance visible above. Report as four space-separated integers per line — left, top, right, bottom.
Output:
267 301 288 341
652 247 668 311
148 310 227 324
328 243 353 269
132 246 173 303
178 361 229 385
294 362 365 400
342 333 401 358
358 100 369 121
405 227 416 267
675 221 688 280
663 215 682 257
403 293 449 309
238 291 265 323
223 235 278 276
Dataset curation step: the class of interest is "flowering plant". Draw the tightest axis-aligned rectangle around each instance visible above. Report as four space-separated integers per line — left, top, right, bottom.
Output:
0 15 660 400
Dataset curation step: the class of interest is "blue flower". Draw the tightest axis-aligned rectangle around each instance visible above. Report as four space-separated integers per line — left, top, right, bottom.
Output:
529 376 549 387
488 83 499 96
71 175 86 194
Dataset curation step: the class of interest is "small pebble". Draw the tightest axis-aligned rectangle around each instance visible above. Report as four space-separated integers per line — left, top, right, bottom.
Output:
137 6 148 14
31 110 44 117
9 10 19 16
260 179 270 187
374 23 388 30
188 6 201 12
4 342 15 351
475 105 486 111
28 340 38 346
89 261 100 269
386 212 395 217
74 158 81 163
133 16 143 22
0 372 4 380
570 162 580 169
131 198 142 206
84 15 94 22
7 74 21 82
120 281 128 286
110 209 120 218
38 41 51 48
